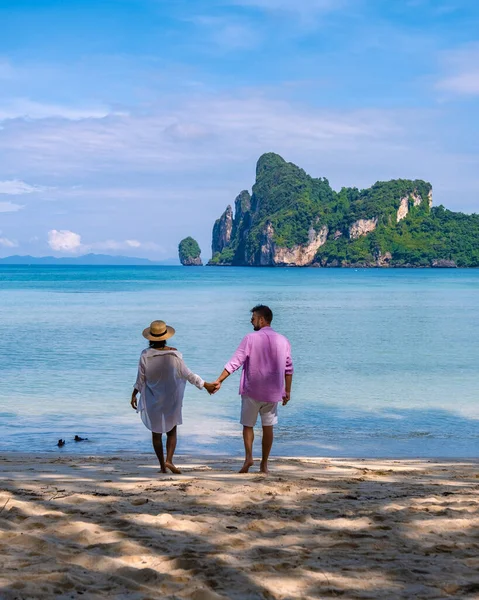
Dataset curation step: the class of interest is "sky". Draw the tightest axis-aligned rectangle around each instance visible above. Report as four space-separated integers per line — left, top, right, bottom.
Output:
0 0 478 260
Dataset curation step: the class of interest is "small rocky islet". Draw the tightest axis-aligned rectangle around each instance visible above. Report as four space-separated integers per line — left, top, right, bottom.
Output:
178 236 203 266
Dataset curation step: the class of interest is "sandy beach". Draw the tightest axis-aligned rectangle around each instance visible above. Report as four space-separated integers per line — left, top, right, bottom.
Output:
0 454 478 599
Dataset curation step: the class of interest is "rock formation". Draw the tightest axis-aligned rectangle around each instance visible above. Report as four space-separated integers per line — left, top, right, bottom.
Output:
178 237 202 266
349 218 378 240
396 191 428 222
211 206 233 255
207 152 479 268
258 224 329 266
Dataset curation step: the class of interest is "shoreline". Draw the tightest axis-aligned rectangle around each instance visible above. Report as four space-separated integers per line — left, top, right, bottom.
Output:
1 450 479 460
1 454 478 599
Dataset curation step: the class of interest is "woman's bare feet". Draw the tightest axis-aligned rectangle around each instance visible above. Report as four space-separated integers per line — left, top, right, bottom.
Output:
259 460 269 474
239 459 254 473
165 461 182 474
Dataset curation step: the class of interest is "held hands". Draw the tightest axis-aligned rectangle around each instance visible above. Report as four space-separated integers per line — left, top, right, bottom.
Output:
204 381 221 395
282 392 290 406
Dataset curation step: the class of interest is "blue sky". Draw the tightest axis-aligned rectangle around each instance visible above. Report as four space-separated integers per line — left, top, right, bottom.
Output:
0 0 478 259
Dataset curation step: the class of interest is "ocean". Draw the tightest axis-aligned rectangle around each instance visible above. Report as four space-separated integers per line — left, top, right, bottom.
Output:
0 265 478 458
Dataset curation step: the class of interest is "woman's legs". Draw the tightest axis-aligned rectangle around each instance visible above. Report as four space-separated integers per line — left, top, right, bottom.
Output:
165 426 181 474
152 432 167 473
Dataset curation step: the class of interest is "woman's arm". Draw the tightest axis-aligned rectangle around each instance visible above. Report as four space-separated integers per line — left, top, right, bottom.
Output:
131 388 139 410
178 358 205 389
131 353 146 409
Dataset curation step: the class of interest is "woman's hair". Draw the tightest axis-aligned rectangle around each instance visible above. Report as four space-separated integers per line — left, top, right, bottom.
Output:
149 340 167 349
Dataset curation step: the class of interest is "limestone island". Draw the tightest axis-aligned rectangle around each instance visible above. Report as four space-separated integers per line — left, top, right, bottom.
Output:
178 237 203 266
208 153 479 267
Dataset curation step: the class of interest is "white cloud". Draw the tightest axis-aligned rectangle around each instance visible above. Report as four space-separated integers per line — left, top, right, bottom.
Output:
164 122 210 141
0 237 17 247
46 230 162 254
57 184 236 205
0 95 399 178
0 179 47 195
0 98 120 121
48 229 82 253
437 44 479 96
0 201 24 212
438 72 479 95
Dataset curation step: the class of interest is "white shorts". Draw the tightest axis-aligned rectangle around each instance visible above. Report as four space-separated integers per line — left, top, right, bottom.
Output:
240 395 279 427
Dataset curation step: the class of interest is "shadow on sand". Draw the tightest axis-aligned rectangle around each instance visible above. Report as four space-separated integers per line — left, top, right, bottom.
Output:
0 453 479 599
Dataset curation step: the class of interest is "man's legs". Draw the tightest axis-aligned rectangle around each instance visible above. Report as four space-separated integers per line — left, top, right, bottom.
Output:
239 426 255 473
260 425 274 474
258 402 277 474
165 426 181 474
239 397 278 474
152 432 167 473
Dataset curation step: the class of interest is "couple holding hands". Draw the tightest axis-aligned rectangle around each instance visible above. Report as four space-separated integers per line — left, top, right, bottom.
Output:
131 305 293 474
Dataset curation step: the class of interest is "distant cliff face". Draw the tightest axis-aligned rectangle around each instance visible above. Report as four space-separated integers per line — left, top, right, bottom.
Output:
178 237 202 266
208 153 479 268
396 190 429 223
212 205 233 255
349 218 378 240
258 223 329 266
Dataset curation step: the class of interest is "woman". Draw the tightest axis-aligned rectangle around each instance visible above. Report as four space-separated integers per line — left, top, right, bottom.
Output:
131 320 217 474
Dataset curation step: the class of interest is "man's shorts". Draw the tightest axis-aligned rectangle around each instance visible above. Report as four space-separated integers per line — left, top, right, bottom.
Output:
240 395 278 427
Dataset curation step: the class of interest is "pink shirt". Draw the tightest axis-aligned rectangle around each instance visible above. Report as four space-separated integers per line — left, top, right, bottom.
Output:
224 327 293 403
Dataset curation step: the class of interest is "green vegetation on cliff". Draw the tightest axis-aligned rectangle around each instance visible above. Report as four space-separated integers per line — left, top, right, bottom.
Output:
316 206 479 267
248 153 335 250
178 237 202 266
210 153 479 267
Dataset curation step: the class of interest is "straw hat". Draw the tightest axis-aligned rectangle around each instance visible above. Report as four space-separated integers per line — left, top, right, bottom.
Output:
142 320 175 341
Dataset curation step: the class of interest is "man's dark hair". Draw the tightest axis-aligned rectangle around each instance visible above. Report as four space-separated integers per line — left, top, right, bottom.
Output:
251 304 273 323
149 340 166 349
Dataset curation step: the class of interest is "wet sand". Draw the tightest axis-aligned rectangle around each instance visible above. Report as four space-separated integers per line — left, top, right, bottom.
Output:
1 453 478 599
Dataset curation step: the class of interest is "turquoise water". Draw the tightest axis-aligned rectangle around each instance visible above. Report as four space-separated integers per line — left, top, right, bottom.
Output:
0 265 478 458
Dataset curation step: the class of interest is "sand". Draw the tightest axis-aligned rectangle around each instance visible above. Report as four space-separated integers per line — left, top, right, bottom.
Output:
0 453 478 600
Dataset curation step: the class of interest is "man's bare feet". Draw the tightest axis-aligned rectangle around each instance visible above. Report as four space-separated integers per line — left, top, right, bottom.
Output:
239 459 254 473
160 467 167 474
259 461 269 474
165 461 182 474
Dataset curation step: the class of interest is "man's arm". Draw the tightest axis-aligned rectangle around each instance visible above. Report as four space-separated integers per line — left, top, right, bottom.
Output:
215 368 231 385
283 343 293 405
283 374 292 405
213 336 249 392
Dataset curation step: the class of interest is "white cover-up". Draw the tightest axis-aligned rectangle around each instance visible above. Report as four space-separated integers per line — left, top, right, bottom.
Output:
134 348 204 434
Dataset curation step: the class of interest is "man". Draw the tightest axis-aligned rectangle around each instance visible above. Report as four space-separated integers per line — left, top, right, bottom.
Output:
213 305 293 474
